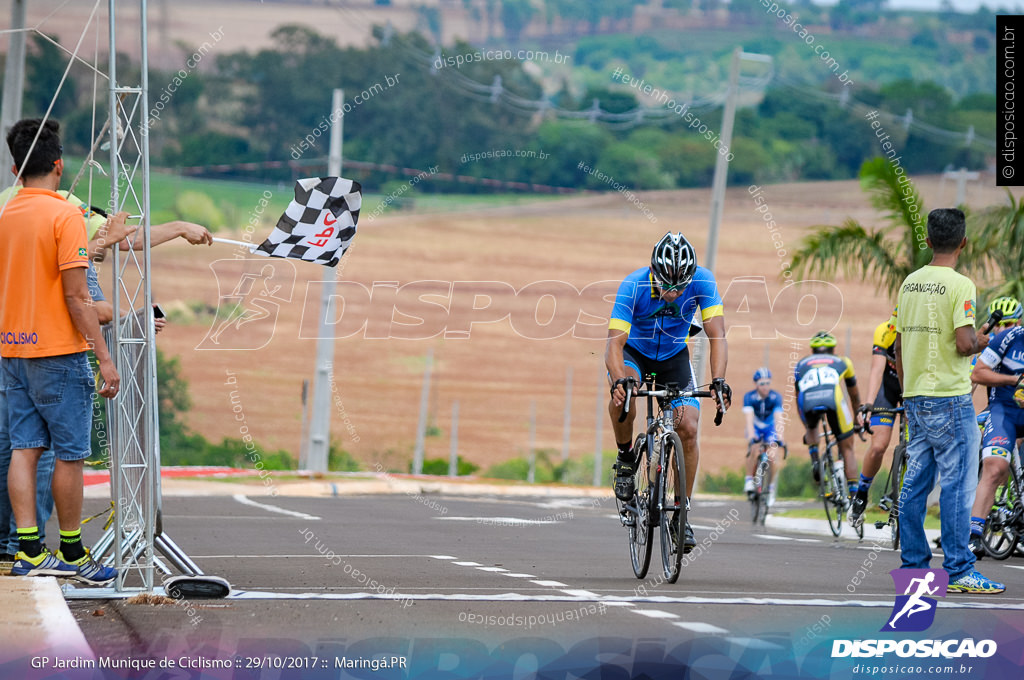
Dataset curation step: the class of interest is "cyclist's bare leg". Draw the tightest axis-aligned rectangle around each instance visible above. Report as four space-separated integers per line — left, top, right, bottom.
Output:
608 366 642 458
746 441 761 479
861 425 894 480
839 435 858 484
969 456 1011 524
674 405 700 497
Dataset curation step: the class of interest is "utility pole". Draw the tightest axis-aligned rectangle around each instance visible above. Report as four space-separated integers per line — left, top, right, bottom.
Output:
412 348 434 475
943 167 979 208
0 0 27 189
705 48 772 273
306 88 344 472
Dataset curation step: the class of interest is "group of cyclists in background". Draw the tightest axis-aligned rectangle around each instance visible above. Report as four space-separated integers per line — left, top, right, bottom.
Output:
605 229 1022 591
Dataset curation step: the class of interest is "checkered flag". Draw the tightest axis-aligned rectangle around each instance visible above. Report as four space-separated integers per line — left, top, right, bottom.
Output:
256 177 361 267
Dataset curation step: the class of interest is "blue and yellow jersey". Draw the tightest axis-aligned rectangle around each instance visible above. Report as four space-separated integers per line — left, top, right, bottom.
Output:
794 354 856 395
608 266 723 361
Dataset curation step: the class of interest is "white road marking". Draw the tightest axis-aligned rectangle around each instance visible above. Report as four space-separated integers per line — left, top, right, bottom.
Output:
232 494 321 520
436 517 562 525
561 589 602 598
756 535 821 544
475 567 508 572
634 610 679 619
531 580 569 588
674 622 729 634
430 555 456 560
453 561 483 566
503 573 537 578
191 554 436 559
222 590 1024 610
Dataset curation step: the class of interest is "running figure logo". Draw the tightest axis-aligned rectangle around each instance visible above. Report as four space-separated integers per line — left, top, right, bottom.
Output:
882 568 948 632
197 259 297 350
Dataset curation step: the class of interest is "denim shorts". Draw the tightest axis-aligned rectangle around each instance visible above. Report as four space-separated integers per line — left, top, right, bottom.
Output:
0 353 94 461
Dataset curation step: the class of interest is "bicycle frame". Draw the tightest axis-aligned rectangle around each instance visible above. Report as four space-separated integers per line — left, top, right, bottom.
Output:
617 374 720 581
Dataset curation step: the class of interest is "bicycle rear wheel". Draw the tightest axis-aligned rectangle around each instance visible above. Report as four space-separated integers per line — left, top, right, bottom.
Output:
982 484 1019 560
820 452 842 537
659 432 687 583
628 442 654 579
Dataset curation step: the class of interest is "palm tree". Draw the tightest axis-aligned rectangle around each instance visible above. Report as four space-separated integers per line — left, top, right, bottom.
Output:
791 157 985 299
969 191 1024 307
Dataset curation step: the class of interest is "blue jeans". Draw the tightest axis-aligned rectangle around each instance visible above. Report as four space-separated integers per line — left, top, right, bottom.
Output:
901 394 980 581
0 386 56 554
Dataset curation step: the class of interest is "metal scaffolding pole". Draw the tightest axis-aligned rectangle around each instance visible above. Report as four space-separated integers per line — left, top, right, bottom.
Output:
67 0 227 599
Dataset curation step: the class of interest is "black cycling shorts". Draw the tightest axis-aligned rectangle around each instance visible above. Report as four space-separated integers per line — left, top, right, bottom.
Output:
870 383 903 428
620 344 699 410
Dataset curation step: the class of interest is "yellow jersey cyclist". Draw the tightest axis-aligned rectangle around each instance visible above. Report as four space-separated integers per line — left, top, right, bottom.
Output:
793 331 864 500
606 232 730 553
969 296 1024 557
850 307 902 529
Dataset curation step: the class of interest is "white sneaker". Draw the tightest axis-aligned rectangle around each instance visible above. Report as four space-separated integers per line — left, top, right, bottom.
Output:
743 478 755 495
768 484 777 508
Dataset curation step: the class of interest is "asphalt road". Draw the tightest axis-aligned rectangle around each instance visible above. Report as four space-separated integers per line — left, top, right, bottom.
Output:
52 492 1024 679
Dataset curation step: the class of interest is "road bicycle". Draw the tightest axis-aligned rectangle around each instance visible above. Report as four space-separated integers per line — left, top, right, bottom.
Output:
748 439 787 525
813 420 862 539
981 444 1024 560
868 407 907 550
616 375 722 583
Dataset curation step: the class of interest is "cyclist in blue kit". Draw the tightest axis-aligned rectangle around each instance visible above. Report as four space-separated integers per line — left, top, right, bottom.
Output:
743 368 785 505
969 311 1024 558
606 232 730 553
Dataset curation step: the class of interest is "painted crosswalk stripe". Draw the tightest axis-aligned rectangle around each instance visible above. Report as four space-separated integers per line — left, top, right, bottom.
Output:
673 622 729 634
634 610 679 620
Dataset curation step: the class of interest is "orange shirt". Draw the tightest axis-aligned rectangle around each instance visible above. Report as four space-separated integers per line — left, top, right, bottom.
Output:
0 187 90 358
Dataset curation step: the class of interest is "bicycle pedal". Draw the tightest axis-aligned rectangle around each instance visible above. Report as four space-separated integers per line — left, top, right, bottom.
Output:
878 498 893 512
873 521 886 530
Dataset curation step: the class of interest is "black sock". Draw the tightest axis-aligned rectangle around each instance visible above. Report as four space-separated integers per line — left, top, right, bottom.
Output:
59 529 86 563
616 441 634 465
17 527 42 558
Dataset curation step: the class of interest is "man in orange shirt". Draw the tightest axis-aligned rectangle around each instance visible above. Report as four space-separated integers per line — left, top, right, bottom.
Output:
0 119 119 584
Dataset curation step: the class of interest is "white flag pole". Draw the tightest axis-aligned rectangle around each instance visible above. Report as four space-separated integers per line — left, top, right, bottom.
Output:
211 236 259 250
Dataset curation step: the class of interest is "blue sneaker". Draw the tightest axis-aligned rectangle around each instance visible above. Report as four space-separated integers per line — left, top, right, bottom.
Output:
947 570 1005 594
11 549 78 578
57 550 117 586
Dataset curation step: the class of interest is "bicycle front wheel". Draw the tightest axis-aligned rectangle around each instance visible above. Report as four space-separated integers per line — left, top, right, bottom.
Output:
659 432 687 583
982 484 1019 560
629 443 654 579
820 453 842 537
758 462 772 527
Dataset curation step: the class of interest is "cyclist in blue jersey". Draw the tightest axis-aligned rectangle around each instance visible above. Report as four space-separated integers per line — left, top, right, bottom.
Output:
743 368 785 505
969 297 1024 557
607 232 730 553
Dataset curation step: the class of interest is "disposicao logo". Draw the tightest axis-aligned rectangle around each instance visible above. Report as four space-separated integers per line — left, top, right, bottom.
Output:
831 569 998 659
965 299 976 319
883 568 946 632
